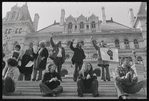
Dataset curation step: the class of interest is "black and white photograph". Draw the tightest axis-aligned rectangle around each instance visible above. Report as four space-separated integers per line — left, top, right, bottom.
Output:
2 2 147 99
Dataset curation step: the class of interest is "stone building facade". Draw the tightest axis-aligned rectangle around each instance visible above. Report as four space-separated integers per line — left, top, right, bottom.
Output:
2 2 146 77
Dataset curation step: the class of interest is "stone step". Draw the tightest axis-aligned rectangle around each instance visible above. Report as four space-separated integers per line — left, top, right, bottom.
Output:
2 77 146 99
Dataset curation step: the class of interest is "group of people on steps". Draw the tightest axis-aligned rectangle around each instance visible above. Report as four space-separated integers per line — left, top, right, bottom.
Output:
2 36 146 99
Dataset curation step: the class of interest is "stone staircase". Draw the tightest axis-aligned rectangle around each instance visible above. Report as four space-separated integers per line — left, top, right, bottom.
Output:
2 77 146 99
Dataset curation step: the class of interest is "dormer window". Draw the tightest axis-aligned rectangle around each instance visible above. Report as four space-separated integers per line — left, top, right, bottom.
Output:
80 22 84 29
75 25 77 30
91 21 96 29
68 22 72 30
86 25 89 30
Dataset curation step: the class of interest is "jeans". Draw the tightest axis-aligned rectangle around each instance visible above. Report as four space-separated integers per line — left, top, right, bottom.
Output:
73 62 82 81
77 79 99 96
32 68 43 80
39 82 63 95
101 65 110 81
54 57 63 81
114 73 147 98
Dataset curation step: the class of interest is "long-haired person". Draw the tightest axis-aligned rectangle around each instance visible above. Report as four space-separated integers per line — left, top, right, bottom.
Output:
90 36 110 81
113 57 146 99
49 36 65 82
32 41 49 81
70 39 86 81
39 62 63 97
2 58 20 95
77 62 99 97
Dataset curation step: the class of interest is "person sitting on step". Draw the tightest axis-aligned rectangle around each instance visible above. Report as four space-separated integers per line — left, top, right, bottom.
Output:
77 62 99 97
113 57 147 99
39 62 63 97
2 58 20 95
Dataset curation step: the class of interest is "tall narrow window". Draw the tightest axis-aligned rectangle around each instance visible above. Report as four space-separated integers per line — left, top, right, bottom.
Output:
86 25 89 30
68 22 72 29
124 39 130 49
19 28 22 33
115 39 120 49
134 39 139 49
15 28 19 34
5 29 8 34
91 21 96 29
8 29 12 34
80 22 84 29
75 25 77 30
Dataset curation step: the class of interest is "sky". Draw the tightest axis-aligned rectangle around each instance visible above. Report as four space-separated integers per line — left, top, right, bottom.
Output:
2 2 141 31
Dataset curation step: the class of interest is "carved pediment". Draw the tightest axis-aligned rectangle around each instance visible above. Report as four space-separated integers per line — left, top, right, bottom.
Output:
66 15 75 22
77 14 87 22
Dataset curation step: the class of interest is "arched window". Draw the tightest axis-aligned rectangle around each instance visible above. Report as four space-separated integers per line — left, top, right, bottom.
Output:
68 22 72 30
91 21 96 29
137 56 143 64
124 39 130 49
8 29 12 34
75 25 77 30
19 28 22 33
134 39 139 49
115 39 120 49
80 22 84 29
5 29 8 34
86 25 89 30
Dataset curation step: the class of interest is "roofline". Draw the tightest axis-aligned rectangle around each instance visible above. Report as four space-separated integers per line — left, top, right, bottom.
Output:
106 20 134 29
37 22 60 32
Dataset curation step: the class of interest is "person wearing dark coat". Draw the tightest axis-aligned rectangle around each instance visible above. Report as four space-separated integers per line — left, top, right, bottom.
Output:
49 36 66 82
39 62 63 97
32 41 49 81
77 62 99 97
20 48 34 81
70 39 86 81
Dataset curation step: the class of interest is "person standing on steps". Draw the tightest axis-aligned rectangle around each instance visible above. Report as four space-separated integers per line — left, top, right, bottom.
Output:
32 41 49 81
49 35 66 82
70 39 86 81
20 48 34 81
90 36 110 81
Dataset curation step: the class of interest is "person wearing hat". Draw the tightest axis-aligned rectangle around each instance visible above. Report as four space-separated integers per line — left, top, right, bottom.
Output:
70 39 86 81
49 36 65 82
90 36 110 81
39 62 63 97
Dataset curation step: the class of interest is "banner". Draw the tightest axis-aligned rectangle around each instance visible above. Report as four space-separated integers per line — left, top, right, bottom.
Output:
100 48 119 62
